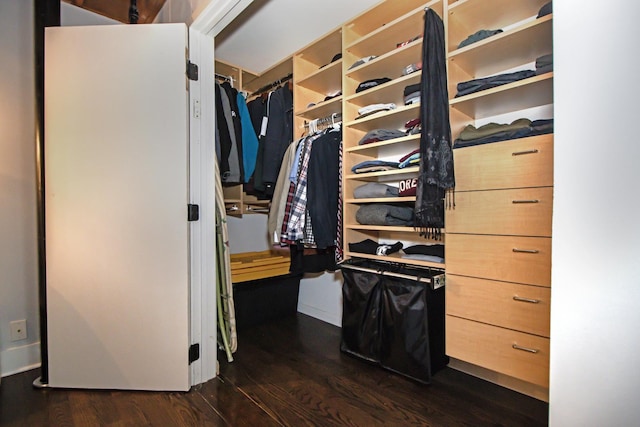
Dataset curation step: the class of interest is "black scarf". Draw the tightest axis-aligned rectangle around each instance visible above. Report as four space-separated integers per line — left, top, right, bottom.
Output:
415 9 454 240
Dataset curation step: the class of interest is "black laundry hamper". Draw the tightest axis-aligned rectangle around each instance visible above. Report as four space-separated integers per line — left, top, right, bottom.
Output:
340 259 448 384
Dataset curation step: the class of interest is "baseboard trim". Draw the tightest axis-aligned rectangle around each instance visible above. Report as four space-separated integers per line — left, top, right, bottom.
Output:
297 304 341 327
1 342 42 378
448 357 549 402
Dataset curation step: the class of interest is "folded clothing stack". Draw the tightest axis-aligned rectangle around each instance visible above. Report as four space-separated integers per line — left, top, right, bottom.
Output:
358 128 407 145
353 182 399 198
349 238 404 256
401 244 445 263
454 118 554 149
458 29 503 49
351 159 400 174
398 148 420 168
355 204 414 226
356 78 391 93
403 83 420 105
402 62 422 76
456 69 536 97
536 54 553 75
356 103 397 119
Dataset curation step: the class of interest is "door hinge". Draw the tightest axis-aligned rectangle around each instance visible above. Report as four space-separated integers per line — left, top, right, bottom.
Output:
188 204 199 221
187 61 199 81
189 343 200 364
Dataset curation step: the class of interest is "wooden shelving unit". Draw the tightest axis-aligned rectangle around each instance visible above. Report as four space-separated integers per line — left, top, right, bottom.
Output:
292 26 343 136
444 0 554 401
341 0 445 269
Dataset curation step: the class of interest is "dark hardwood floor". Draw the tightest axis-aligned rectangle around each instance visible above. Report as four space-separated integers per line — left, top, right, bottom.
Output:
0 313 548 426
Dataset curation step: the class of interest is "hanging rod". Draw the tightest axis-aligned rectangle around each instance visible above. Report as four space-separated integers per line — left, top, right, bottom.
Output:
249 73 293 97
215 73 235 86
303 112 342 129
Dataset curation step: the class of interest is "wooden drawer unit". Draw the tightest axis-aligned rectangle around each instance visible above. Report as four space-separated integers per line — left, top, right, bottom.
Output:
454 134 553 192
446 275 550 337
446 187 552 236
446 234 551 286
446 315 549 387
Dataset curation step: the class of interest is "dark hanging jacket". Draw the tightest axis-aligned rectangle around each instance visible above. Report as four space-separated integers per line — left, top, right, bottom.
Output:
221 81 244 183
262 84 293 197
215 83 233 181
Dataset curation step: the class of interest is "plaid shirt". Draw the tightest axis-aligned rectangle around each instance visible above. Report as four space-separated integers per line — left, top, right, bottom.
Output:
282 134 318 244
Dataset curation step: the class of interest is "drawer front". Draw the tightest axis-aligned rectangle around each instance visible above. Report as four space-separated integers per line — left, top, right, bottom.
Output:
446 275 550 337
454 134 553 191
446 234 551 286
446 315 549 387
446 187 553 236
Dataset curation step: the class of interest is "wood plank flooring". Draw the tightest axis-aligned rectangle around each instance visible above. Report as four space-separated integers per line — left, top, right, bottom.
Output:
0 313 548 426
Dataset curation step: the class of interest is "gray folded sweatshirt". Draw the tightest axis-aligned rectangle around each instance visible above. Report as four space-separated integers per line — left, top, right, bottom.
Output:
353 182 399 199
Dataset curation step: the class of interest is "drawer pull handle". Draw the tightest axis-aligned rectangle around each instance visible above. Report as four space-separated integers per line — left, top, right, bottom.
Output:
512 199 539 204
512 248 539 254
512 344 539 354
513 296 540 304
512 149 539 156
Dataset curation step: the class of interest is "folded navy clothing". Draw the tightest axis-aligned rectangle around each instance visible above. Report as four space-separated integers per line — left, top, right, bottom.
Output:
537 1 552 18
456 70 536 97
348 238 379 254
403 83 420 97
348 239 403 256
536 53 553 75
458 29 503 49
403 244 444 258
356 78 391 93
351 160 400 173
355 204 414 226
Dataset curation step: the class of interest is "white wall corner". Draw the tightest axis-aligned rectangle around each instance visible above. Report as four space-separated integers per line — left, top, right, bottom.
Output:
1 342 41 378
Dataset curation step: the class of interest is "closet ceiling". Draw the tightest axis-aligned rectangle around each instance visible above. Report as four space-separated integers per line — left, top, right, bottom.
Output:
214 0 380 74
62 0 166 24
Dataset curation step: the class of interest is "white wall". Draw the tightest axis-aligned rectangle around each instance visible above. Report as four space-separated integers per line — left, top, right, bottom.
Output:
0 0 41 377
155 0 211 25
550 1 640 425
60 2 119 25
227 215 271 253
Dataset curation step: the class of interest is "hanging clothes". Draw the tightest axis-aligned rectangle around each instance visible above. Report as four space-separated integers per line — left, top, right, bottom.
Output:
415 9 454 239
262 84 293 197
215 82 239 183
236 92 259 182
307 128 341 249
221 81 244 183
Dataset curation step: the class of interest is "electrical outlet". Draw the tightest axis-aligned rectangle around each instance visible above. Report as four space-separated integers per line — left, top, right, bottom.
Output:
10 319 27 341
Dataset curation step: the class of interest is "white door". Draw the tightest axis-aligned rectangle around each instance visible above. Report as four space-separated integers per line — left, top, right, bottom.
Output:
45 23 191 391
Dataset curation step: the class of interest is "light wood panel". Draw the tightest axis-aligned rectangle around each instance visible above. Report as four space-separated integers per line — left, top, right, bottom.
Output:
446 234 551 286
446 187 553 236
446 275 550 337
446 315 550 387
453 134 554 191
